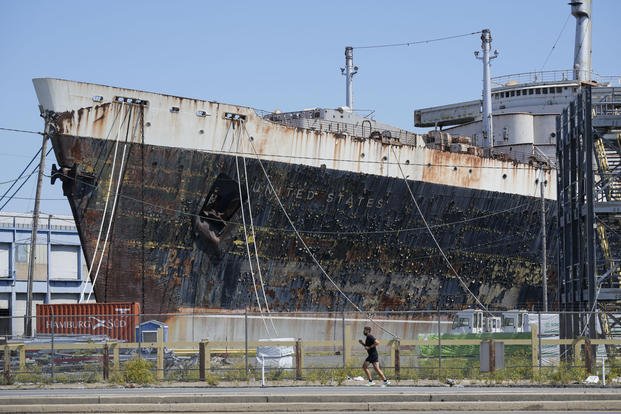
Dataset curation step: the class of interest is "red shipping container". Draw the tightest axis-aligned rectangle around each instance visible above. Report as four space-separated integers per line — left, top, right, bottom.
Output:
36 303 140 342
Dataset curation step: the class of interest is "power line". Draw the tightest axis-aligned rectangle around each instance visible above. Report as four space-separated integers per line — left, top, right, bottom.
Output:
1 196 65 201
353 31 482 50
0 127 43 135
0 148 42 199
0 148 54 211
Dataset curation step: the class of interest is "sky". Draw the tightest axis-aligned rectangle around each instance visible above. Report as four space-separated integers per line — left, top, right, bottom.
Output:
0 0 619 216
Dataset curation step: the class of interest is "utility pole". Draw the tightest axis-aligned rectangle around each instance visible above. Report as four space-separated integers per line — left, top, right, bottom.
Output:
540 170 548 312
24 133 48 337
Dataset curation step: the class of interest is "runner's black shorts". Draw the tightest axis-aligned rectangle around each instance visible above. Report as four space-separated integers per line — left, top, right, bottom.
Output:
365 354 379 363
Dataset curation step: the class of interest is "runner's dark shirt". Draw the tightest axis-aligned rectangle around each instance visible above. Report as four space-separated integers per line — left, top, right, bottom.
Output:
365 334 378 359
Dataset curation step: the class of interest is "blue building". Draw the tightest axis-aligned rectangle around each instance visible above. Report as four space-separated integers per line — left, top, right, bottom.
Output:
0 213 93 338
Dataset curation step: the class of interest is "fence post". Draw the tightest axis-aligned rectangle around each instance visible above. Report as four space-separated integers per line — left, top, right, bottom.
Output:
344 325 352 367
199 339 209 381
573 337 583 367
18 344 25 371
391 339 400 379
103 343 109 380
584 338 595 374
530 323 539 376
437 309 442 380
537 312 542 369
112 342 119 374
50 313 55 382
244 309 249 380
295 338 303 380
341 312 346 368
3 343 10 383
156 327 164 381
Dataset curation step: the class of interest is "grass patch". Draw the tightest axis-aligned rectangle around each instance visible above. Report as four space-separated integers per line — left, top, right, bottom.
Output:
112 357 155 385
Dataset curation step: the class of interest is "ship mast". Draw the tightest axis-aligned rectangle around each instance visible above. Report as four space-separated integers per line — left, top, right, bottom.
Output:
341 46 358 110
571 0 592 82
475 29 498 148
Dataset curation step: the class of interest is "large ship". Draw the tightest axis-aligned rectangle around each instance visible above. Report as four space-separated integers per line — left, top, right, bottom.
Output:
32 1 613 315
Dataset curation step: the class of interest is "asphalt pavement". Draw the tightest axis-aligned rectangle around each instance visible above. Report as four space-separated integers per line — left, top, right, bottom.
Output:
1 384 621 412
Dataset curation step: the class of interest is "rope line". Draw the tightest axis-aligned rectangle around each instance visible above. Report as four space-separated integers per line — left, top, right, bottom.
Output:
232 123 273 337
240 142 278 336
87 105 140 302
87 104 133 302
80 104 128 301
80 104 125 302
540 13 572 71
391 147 489 313
242 123 399 339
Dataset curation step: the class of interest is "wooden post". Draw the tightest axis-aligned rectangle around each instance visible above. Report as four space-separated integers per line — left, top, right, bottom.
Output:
530 324 539 375
156 328 164 381
18 345 25 371
3 344 10 383
584 338 595 374
437 310 442 381
391 339 401 379
489 340 496 373
112 343 119 374
103 343 110 380
343 325 352 367
199 340 209 381
573 337 583 367
295 339 303 380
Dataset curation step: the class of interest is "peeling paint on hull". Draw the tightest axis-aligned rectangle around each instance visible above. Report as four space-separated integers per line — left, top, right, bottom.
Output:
50 133 556 315
33 78 557 315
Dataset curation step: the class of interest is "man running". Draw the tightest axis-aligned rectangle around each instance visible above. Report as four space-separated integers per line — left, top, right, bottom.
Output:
359 326 390 386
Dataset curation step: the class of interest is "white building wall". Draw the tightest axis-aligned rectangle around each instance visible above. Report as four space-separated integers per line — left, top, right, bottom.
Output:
0 213 92 338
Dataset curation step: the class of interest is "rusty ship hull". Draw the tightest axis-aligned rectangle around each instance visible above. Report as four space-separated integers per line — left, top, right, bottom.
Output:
34 78 556 314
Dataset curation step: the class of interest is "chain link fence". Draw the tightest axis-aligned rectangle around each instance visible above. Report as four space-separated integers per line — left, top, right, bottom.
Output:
1 310 619 385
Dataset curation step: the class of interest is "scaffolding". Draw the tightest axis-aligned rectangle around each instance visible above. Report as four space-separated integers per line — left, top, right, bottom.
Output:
556 85 621 368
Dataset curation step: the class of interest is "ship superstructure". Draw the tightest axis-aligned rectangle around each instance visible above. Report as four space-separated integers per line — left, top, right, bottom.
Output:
414 1 619 167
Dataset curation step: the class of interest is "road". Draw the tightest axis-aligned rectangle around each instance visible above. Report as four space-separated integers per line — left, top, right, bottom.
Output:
1 385 620 413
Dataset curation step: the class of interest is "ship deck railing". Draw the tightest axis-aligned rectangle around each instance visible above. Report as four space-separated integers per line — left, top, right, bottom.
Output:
492 70 621 88
257 109 420 146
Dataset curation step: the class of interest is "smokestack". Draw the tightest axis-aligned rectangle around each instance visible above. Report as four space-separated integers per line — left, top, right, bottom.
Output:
571 0 592 82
